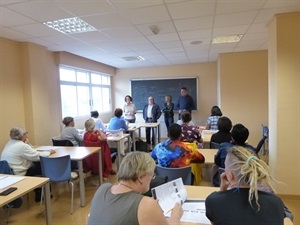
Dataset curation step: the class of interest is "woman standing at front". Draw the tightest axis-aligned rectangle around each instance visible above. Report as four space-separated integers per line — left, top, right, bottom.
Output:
123 95 137 123
162 95 174 131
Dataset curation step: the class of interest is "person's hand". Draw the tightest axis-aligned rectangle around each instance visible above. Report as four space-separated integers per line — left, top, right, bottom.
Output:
170 202 183 220
24 138 30 144
49 150 56 155
220 172 229 191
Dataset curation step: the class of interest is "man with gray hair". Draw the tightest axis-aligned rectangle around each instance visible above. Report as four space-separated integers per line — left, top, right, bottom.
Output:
1 126 56 201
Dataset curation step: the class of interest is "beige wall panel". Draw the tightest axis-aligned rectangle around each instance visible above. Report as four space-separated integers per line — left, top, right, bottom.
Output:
219 51 268 145
268 12 300 195
0 38 25 150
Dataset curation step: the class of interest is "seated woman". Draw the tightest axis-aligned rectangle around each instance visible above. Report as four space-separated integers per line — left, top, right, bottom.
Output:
83 119 115 177
60 116 83 146
210 116 232 147
87 151 183 225
205 106 222 130
108 108 129 155
205 146 285 225
180 111 202 148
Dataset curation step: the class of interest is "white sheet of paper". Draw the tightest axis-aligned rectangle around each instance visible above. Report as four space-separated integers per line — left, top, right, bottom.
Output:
0 176 24 190
35 146 60 151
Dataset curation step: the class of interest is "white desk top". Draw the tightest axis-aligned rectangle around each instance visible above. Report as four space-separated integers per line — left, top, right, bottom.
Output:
49 146 101 160
197 149 217 164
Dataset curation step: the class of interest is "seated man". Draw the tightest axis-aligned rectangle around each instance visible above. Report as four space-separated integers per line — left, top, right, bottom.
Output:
151 123 205 184
213 123 256 186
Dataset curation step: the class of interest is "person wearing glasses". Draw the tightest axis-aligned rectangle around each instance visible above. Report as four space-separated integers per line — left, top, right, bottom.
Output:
142 96 161 149
1 126 56 201
87 151 183 225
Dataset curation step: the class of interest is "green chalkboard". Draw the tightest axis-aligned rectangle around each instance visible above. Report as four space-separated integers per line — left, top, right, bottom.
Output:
131 77 197 110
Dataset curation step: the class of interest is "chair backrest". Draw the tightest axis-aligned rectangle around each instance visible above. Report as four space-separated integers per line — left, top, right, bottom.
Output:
40 155 71 182
210 142 221 149
52 138 74 146
155 165 192 185
0 160 13 174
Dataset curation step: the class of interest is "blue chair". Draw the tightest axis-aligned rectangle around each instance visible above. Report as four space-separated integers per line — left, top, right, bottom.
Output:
155 165 192 185
0 160 23 222
40 155 74 214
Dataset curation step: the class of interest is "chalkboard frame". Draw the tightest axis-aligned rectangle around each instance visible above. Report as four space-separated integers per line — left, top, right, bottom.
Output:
131 77 198 111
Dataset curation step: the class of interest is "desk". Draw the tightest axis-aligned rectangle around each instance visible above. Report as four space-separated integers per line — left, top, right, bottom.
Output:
197 149 217 164
183 185 294 225
128 124 141 151
49 146 102 207
134 122 161 145
107 134 130 169
0 174 52 225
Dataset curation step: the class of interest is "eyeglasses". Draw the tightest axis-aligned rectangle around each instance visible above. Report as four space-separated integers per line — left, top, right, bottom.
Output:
152 173 156 180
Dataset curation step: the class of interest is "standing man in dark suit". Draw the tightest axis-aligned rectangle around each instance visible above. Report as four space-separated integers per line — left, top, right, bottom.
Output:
143 96 161 148
177 87 195 120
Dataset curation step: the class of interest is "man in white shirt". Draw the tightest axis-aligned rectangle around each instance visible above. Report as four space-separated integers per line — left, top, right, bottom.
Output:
91 110 106 131
142 96 161 147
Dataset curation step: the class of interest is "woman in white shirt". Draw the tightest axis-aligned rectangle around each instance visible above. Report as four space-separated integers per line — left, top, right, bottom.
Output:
123 95 137 123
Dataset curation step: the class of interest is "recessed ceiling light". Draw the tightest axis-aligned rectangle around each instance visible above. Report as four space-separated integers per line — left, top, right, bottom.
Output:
122 56 145 61
43 17 96 34
212 34 243 44
190 41 202 45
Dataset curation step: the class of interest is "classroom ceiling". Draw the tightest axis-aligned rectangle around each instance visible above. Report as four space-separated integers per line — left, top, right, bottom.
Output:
0 0 299 69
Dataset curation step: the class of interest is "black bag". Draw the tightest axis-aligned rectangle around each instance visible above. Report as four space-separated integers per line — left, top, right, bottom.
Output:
135 139 149 152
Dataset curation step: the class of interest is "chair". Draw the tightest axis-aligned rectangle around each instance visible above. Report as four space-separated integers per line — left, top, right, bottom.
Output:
0 160 23 222
155 165 192 185
39 155 74 214
210 142 221 149
52 138 74 146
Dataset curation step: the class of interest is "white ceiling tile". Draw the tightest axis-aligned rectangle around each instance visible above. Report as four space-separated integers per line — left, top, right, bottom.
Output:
147 32 180 43
182 38 211 47
42 34 82 45
242 32 268 41
247 23 269 33
0 0 27 5
216 0 265 14
110 0 164 11
136 21 176 35
123 5 171 25
0 27 32 40
0 7 36 27
167 0 215 20
128 44 158 51
160 47 184 53
6 1 73 22
136 49 162 56
174 16 214 31
70 31 110 42
55 1 116 16
178 29 212 40
10 23 61 37
82 13 132 29
210 42 237 51
101 27 142 39
264 0 300 9
214 11 258 27
213 25 249 37
154 40 182 49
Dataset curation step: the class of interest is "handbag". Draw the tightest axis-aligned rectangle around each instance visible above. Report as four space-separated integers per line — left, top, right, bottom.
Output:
135 139 149 152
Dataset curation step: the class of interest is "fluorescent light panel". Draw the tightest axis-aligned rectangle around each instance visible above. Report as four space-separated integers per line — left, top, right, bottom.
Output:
43 17 96 34
122 56 145 61
212 34 243 44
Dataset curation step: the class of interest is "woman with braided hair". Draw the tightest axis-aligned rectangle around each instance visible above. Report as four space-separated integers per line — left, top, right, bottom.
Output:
205 146 285 225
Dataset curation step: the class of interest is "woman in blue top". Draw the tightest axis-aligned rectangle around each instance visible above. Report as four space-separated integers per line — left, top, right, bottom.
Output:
108 108 128 131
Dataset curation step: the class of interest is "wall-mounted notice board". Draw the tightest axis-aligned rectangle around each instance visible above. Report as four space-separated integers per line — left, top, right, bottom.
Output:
131 77 198 111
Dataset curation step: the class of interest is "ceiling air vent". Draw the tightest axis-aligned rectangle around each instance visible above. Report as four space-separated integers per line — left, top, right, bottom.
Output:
122 56 145 61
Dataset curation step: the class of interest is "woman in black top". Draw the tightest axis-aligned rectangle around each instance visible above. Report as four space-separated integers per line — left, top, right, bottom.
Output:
162 95 174 131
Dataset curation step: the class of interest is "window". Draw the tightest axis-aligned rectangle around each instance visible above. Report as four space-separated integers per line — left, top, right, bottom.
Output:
59 66 111 118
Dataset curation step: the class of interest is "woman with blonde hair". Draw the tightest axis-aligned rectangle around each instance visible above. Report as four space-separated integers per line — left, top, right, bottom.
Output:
88 151 183 225
205 146 285 225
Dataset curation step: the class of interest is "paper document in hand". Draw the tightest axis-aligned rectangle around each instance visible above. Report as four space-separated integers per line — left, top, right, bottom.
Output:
151 178 187 213
0 176 24 190
35 146 59 151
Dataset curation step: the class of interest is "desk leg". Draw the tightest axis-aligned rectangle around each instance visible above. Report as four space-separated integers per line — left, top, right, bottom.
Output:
78 160 85 207
117 141 121 170
98 149 103 185
138 127 141 139
158 123 161 144
44 182 52 225
132 131 136 151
